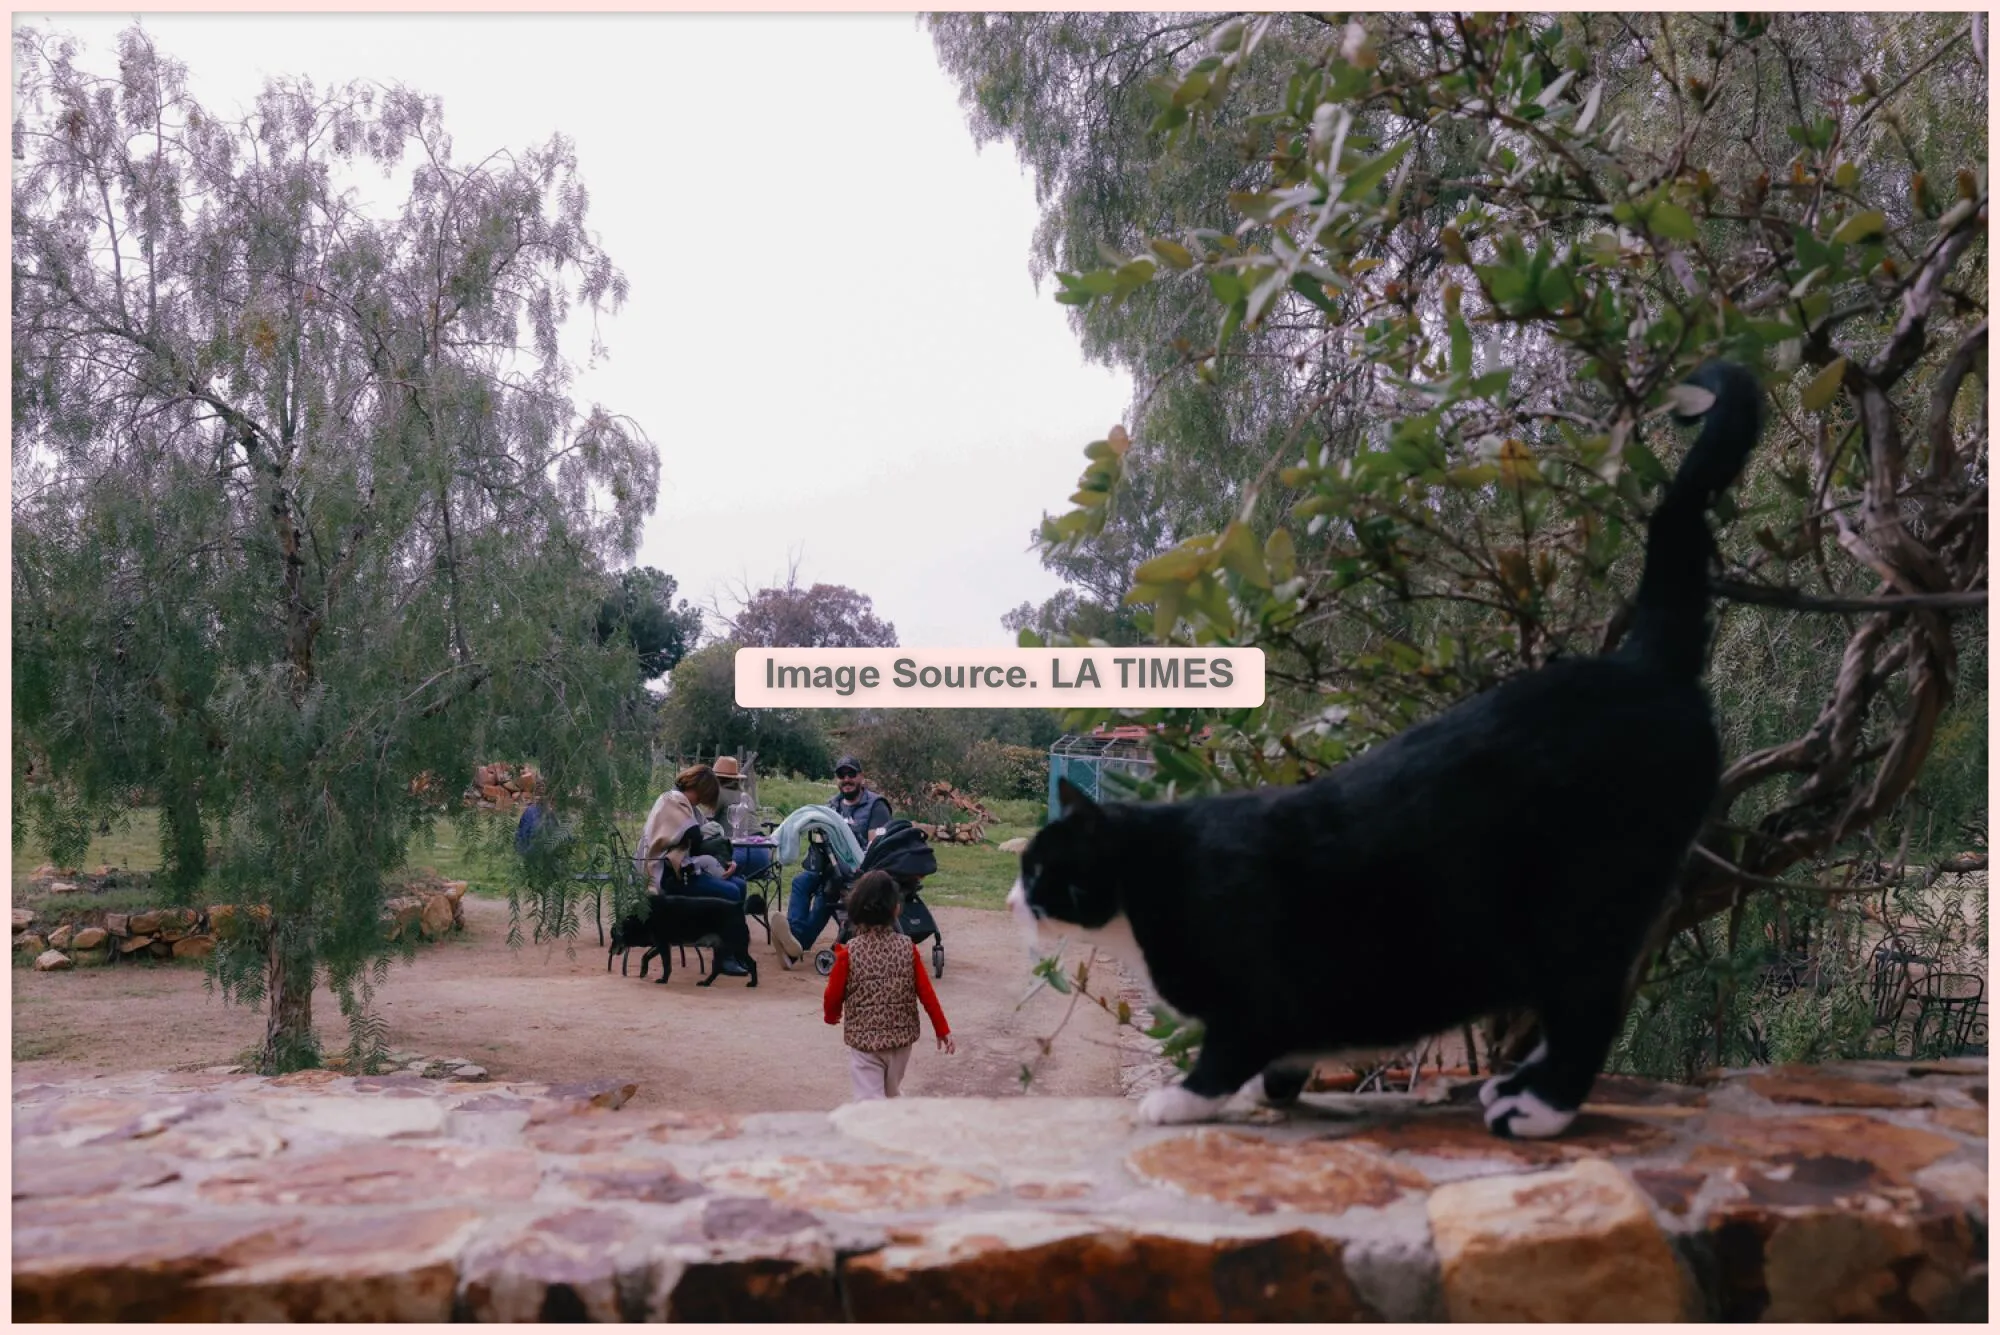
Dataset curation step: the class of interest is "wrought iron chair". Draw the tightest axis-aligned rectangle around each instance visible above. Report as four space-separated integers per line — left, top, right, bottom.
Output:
1866 934 1936 1054
1909 971 1987 1058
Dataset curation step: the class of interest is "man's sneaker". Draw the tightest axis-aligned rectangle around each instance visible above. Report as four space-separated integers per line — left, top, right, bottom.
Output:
718 956 750 977
770 914 802 967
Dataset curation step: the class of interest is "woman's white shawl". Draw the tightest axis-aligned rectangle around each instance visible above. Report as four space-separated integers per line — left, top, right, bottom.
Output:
636 789 702 891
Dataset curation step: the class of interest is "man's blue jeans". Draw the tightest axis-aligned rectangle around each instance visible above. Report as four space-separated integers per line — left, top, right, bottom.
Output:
788 869 838 951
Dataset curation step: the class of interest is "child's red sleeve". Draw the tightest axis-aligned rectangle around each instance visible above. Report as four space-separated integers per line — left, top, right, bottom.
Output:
912 944 950 1038
822 945 849 1025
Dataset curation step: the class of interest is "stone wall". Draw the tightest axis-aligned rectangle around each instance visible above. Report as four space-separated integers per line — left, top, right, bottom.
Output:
14 880 467 972
12 1059 1985 1321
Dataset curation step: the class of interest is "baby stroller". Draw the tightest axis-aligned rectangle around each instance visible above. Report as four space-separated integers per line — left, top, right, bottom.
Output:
810 819 945 979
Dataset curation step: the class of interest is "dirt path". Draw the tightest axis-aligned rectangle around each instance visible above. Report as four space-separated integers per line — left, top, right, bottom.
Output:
13 897 1127 1112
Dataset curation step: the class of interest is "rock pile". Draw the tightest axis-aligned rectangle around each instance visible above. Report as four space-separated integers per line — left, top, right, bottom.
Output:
320 1049 490 1082
14 877 468 971
908 782 995 845
10 1060 1987 1320
465 763 540 814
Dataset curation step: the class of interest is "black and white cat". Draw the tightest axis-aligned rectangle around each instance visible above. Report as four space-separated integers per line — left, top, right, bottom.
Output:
1010 362 1764 1138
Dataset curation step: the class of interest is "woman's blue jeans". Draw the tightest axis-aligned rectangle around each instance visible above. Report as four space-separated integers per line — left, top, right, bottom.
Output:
683 872 746 906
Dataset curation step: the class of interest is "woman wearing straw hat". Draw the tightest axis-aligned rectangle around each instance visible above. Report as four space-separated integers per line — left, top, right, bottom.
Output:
713 754 774 880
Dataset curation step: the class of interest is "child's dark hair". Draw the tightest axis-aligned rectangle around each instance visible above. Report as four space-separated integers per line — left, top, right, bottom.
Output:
845 870 901 927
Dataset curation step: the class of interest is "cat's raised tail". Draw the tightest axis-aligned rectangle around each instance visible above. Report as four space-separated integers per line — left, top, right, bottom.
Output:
1617 360 1765 681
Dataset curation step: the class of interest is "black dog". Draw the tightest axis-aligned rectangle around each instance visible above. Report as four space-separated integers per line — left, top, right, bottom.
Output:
608 894 757 987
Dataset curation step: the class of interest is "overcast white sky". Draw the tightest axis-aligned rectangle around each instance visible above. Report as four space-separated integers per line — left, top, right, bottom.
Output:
21 13 1133 649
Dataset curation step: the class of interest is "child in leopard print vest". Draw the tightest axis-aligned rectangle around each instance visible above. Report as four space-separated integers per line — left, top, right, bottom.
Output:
822 871 954 1099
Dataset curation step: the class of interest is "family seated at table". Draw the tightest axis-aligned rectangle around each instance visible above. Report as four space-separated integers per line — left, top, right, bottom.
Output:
522 755 889 980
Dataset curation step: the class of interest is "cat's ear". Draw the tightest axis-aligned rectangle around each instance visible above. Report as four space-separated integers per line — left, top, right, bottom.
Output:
1056 778 1103 828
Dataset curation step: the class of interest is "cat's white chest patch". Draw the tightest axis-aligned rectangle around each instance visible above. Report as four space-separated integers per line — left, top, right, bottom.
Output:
1063 912 1155 998
1007 879 1156 999
1006 877 1039 950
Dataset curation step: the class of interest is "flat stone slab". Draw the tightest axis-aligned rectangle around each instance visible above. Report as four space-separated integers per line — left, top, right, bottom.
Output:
9 1063 1987 1321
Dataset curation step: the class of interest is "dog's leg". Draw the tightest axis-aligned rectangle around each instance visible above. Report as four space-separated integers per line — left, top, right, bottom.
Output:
745 953 758 988
654 947 671 986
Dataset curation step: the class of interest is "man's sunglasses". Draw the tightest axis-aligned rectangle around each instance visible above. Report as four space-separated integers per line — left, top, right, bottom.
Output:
835 769 859 779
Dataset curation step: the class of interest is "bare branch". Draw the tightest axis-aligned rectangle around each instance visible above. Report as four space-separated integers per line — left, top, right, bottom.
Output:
1711 579 1985 613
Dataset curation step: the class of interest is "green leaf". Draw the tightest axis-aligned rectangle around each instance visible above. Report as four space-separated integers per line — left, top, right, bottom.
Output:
1150 584 1183 643
1648 201 1698 242
1216 522 1270 589
1264 527 1297 583
1535 265 1576 311
1016 628 1045 649
1218 298 1245 351
1789 265 1830 299
1623 440 1672 487
1172 70 1213 108
1148 237 1194 269
1288 272 1340 316
1134 544 1209 585
1338 138 1411 203
1801 357 1847 411
1475 264 1528 310
1113 258 1157 289
1831 209 1887 245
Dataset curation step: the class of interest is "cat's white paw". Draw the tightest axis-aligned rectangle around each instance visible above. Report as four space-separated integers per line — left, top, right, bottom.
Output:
1482 1088 1575 1139
1137 1084 1231 1125
1478 1040 1550 1108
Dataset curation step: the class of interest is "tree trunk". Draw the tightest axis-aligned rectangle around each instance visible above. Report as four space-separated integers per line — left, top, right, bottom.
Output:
260 916 318 1073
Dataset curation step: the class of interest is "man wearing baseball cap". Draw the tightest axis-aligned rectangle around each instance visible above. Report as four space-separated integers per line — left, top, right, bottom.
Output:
771 755 893 964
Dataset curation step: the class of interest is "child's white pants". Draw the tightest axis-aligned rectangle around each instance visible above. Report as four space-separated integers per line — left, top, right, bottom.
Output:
848 1044 913 1100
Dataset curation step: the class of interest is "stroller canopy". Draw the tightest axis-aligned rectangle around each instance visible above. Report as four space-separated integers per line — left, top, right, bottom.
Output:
857 820 938 881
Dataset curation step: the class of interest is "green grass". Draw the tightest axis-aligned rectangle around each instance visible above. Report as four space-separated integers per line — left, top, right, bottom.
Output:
746 778 1042 911
12 809 169 913
12 782 1049 917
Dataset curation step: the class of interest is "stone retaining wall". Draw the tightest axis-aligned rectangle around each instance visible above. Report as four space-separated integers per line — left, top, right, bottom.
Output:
13 882 467 972
12 1059 1985 1321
